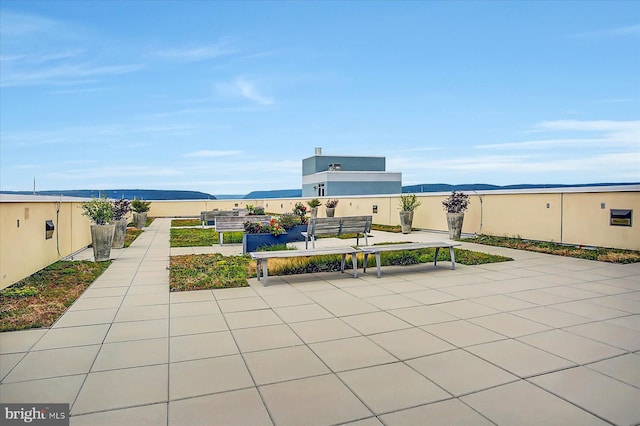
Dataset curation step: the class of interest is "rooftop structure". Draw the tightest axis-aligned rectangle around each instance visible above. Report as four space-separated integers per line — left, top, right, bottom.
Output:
302 147 402 197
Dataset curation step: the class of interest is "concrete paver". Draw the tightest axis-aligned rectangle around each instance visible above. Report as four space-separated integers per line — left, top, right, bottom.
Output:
1 218 638 425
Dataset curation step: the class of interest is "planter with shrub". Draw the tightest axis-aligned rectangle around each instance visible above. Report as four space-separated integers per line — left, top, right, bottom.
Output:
131 199 151 229
81 196 115 262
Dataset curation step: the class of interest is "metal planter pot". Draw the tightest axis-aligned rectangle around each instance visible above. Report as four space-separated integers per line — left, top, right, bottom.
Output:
111 219 128 248
133 212 147 229
446 212 465 240
91 224 115 262
399 211 414 234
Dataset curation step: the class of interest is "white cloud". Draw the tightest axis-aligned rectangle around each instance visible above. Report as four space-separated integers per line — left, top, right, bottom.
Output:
1 63 142 87
233 77 274 105
182 150 242 158
155 39 236 61
571 24 640 39
477 120 640 151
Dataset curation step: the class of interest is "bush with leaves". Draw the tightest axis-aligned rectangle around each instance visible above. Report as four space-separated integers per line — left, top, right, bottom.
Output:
400 194 421 211
81 196 114 225
325 199 339 208
131 199 151 213
278 213 302 230
442 191 470 213
307 198 322 208
112 199 131 221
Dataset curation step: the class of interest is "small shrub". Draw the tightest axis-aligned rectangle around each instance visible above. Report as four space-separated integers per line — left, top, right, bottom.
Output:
81 196 114 225
400 194 421 211
442 191 470 213
325 199 339 208
307 198 322 208
131 199 151 213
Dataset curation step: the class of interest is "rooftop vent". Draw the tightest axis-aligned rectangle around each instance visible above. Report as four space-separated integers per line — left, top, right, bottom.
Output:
328 163 342 171
315 147 322 155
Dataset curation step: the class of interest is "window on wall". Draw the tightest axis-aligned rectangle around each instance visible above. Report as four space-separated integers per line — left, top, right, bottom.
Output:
317 183 325 197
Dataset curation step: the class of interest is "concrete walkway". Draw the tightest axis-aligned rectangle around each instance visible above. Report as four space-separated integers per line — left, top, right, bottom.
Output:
1 218 639 425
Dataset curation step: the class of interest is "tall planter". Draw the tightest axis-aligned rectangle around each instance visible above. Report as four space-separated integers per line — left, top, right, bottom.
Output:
91 224 115 261
243 233 288 254
111 219 127 248
446 212 465 240
310 207 318 218
133 212 147 229
326 207 335 218
399 211 414 234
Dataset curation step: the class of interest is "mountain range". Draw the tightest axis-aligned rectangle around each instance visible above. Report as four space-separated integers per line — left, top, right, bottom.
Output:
1 182 636 200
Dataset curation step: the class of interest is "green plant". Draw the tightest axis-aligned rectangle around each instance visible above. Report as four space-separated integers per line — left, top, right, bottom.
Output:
112 198 131 220
81 196 114 225
307 198 322 208
400 194 422 211
292 203 309 224
131 199 151 213
1 285 39 298
325 199 339 208
277 213 302 230
442 191 470 213
243 219 285 236
246 205 265 215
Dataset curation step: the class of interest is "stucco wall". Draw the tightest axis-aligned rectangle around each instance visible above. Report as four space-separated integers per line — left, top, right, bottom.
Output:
2 188 638 289
0 201 92 290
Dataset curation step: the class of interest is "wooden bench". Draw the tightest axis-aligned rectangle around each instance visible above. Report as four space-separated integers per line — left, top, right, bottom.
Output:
214 215 271 246
200 210 238 227
360 241 462 278
301 216 373 249
250 247 359 286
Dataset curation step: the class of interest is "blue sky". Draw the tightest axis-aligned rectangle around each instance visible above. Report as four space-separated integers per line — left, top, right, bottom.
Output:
1 1 638 195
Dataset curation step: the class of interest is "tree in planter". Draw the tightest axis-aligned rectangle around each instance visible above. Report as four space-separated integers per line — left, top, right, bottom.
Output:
111 198 131 248
131 199 151 229
325 199 339 217
307 198 321 218
442 191 470 240
399 194 422 234
81 196 115 262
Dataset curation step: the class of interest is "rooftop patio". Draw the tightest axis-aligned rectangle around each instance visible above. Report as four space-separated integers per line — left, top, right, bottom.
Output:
1 218 639 425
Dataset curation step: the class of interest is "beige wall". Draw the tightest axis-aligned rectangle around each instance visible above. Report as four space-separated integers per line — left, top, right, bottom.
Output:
0 201 92 289
2 188 638 289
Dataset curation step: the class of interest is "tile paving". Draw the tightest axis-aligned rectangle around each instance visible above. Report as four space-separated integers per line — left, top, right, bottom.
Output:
1 218 639 425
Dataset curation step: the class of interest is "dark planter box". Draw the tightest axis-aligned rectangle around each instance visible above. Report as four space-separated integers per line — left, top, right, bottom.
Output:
243 233 289 254
284 225 308 242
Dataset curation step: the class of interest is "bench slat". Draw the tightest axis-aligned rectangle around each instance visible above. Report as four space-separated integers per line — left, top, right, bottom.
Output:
250 247 359 285
359 241 462 277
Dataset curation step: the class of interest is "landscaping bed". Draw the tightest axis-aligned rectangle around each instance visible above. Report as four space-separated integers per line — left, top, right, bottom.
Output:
169 247 512 291
464 235 640 264
0 260 111 332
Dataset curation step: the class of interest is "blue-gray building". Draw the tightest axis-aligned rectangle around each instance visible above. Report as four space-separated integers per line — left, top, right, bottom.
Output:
302 148 402 197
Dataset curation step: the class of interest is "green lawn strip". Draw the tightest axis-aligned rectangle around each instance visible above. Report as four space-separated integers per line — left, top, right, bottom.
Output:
371 224 402 233
0 260 111 332
463 234 640 264
124 228 143 247
170 228 244 247
169 247 512 291
171 219 201 227
170 254 251 291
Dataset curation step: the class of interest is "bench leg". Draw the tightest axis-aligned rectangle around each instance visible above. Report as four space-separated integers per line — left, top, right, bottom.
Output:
449 247 456 270
376 253 381 278
434 247 440 267
363 253 369 274
340 254 346 273
219 232 224 246
262 259 269 286
256 259 261 282
351 253 358 278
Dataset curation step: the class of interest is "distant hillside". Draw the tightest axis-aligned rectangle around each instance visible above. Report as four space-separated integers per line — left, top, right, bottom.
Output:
0 189 216 200
402 182 640 193
244 189 302 199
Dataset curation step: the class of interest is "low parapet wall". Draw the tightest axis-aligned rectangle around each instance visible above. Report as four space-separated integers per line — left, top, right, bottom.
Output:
1 186 638 288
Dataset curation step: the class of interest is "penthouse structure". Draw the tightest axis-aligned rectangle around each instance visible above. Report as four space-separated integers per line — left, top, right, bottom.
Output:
301 147 402 197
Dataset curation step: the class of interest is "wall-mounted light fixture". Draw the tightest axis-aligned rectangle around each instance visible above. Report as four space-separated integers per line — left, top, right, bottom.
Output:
45 220 55 239
372 205 378 214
